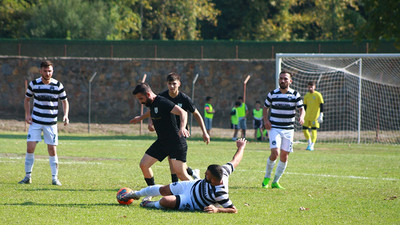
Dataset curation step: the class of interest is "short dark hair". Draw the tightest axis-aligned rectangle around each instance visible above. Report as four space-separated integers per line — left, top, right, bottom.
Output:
255 100 261 104
280 71 293 78
207 164 223 182
132 82 152 95
235 101 241 107
206 96 212 101
167 72 180 82
40 61 53 68
238 96 243 100
308 81 316 86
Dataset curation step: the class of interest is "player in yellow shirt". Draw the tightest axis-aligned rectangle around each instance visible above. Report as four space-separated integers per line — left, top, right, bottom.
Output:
303 81 324 151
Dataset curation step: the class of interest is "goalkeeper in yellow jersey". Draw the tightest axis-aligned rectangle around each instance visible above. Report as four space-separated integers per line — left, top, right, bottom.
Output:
303 81 324 151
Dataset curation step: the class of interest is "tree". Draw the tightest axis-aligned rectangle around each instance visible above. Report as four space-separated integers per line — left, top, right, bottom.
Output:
201 0 365 41
0 0 32 38
199 0 272 40
106 0 144 40
356 0 400 49
141 0 220 40
24 0 115 39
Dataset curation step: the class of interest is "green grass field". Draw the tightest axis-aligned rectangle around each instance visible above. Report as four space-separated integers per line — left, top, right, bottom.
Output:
1 132 399 224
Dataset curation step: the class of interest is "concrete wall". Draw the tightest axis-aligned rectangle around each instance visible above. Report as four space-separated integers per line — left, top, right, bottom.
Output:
0 56 276 128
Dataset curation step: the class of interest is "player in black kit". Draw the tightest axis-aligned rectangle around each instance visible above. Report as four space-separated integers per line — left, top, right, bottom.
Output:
144 73 209 182
130 83 192 191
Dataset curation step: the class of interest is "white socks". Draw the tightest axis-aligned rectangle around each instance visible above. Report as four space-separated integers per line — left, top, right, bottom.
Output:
24 153 35 178
273 160 288 183
24 153 60 180
136 185 163 197
142 200 164 209
49 156 59 180
264 158 276 178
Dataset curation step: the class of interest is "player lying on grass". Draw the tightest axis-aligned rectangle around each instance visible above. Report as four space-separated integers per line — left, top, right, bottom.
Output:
120 138 247 213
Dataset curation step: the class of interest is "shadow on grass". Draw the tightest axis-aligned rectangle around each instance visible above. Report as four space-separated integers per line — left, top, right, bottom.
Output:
22 188 120 192
3 202 120 207
4 202 202 213
0 133 234 142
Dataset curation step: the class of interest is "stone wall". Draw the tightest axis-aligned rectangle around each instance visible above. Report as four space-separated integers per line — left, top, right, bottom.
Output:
0 56 276 128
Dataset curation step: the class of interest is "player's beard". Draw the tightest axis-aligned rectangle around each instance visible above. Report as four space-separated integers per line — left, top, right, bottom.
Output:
279 82 288 89
41 75 50 81
143 98 152 107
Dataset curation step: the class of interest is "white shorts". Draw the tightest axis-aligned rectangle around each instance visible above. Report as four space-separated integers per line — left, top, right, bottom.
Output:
268 128 294 152
169 180 197 211
27 122 58 146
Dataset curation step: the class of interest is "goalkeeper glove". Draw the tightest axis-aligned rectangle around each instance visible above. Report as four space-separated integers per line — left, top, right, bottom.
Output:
317 113 323 123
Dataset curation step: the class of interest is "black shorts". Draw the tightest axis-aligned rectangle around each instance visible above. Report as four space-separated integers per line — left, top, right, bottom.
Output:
146 137 188 162
253 119 262 129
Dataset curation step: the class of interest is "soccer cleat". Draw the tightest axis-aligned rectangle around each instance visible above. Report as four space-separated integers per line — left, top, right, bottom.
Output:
142 195 152 202
271 182 285 189
309 143 315 151
18 177 32 184
120 190 140 201
306 145 311 151
192 169 200 180
140 200 155 208
52 179 62 186
261 177 270 189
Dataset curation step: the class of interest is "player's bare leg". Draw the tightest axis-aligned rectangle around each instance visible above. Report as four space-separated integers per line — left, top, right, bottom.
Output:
27 141 36 153
142 184 175 209
139 154 158 179
171 160 192 181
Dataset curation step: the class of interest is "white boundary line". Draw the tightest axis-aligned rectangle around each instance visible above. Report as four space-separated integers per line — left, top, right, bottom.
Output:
236 169 399 181
1 156 397 181
0 157 103 165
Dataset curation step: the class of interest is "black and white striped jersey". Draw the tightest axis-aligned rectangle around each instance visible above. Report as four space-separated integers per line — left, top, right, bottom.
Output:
264 88 303 130
25 77 67 125
191 162 234 209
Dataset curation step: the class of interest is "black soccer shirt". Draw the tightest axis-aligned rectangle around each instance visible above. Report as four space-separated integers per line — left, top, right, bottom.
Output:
159 90 196 129
150 95 181 140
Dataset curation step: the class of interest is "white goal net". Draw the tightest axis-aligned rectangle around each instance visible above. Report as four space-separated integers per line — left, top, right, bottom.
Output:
276 53 400 144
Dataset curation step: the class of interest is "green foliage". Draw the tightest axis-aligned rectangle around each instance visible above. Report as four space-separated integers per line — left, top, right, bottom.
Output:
0 0 398 47
140 0 220 40
0 132 399 224
201 0 367 41
356 0 400 49
0 0 32 38
24 0 114 39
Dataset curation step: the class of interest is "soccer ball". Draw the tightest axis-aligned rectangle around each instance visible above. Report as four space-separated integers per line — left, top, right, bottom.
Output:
117 187 134 205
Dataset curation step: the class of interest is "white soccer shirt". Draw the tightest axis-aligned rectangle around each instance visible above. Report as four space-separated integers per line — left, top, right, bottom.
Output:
25 77 67 125
264 88 303 129
190 163 234 210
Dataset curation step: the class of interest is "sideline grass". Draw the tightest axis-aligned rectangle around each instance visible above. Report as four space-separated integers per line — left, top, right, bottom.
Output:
0 132 399 224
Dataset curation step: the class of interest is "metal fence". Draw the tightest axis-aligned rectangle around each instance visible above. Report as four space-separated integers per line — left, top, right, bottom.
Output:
0 39 398 59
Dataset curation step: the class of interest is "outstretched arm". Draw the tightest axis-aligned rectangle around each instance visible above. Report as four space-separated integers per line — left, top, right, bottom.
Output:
192 109 210 144
130 110 150 124
229 138 247 169
204 205 237 213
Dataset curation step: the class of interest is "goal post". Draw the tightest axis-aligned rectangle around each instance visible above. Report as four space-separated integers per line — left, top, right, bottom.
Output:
276 53 400 144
